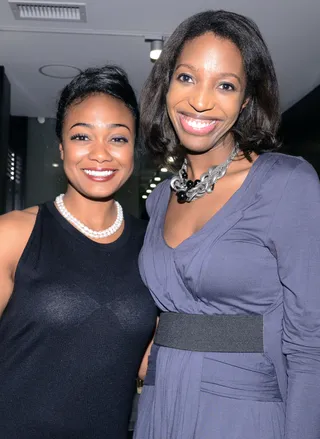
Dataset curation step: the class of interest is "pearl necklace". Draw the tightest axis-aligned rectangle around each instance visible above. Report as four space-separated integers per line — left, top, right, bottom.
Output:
55 194 123 239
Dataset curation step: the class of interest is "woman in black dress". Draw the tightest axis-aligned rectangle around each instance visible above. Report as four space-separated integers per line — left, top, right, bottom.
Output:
0 65 157 438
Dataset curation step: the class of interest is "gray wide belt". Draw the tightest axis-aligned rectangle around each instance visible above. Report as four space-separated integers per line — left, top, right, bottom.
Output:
154 312 263 353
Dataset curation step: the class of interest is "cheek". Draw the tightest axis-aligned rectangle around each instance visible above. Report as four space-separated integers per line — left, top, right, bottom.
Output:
166 92 177 125
222 96 244 120
63 145 88 164
112 145 134 165
166 82 180 110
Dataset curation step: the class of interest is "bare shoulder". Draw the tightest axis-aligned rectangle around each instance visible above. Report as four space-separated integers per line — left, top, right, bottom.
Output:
0 206 39 263
0 207 39 315
0 206 38 232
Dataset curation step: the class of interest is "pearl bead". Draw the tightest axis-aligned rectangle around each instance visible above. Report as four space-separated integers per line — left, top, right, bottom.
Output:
55 194 123 240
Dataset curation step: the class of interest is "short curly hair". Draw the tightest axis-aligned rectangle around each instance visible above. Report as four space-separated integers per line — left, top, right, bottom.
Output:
56 65 139 142
140 10 281 170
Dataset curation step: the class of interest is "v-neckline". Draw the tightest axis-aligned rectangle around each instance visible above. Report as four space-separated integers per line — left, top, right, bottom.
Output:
161 153 269 251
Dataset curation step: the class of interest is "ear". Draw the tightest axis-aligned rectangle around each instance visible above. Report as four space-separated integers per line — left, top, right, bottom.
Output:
59 143 64 161
241 97 250 113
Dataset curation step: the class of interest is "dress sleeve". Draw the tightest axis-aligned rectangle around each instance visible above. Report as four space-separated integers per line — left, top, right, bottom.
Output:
267 160 320 439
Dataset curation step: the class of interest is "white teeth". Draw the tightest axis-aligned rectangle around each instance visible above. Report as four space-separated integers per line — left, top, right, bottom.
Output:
184 117 216 129
83 169 114 177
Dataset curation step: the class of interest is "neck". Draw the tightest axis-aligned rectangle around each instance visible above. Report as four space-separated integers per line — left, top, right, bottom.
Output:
62 186 117 230
186 135 236 180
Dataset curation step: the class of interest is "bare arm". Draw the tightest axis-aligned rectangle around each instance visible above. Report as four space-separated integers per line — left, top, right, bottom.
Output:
0 208 38 318
138 317 159 380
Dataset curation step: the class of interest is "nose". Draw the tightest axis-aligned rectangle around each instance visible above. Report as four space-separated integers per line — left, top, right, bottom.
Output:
188 84 215 113
88 139 113 163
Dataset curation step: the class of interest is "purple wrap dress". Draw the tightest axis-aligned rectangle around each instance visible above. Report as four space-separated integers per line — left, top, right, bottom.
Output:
134 153 320 439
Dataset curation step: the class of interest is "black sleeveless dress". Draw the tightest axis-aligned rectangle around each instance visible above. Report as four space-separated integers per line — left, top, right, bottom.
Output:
0 202 157 439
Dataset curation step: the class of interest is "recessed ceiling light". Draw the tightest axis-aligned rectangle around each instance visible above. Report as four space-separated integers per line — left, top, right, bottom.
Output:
146 189 152 193
154 176 161 181
142 195 148 199
39 64 81 79
52 163 59 168
150 183 156 188
160 167 168 173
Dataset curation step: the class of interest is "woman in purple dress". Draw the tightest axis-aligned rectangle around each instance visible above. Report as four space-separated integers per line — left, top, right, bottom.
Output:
134 10 320 439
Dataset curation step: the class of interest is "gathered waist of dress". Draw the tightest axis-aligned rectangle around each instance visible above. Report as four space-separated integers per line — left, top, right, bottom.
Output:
145 343 282 403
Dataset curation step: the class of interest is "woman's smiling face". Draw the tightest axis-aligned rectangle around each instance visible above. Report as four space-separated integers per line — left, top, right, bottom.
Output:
166 32 248 154
60 93 135 200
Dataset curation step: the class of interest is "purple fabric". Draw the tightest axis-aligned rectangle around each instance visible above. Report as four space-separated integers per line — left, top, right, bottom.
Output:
134 153 320 439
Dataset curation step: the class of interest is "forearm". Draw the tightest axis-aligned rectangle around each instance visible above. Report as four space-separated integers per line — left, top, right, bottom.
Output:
138 339 153 380
285 354 320 438
138 316 159 380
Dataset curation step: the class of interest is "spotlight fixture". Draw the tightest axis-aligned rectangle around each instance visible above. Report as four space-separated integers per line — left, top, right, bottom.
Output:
52 163 59 168
146 189 152 194
150 183 156 188
160 167 168 173
146 38 163 61
142 195 148 199
154 177 161 182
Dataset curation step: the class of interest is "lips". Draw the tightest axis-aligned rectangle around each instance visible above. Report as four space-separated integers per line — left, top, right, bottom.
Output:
83 169 115 177
178 113 219 135
82 168 117 182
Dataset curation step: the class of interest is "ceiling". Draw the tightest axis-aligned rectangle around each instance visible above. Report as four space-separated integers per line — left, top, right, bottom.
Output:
0 0 320 120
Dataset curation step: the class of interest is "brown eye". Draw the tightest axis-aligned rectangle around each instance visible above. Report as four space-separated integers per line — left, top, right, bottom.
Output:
111 137 129 143
219 83 235 91
177 74 193 83
70 134 89 141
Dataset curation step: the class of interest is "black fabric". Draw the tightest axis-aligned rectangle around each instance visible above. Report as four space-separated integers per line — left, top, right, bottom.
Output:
154 312 263 352
0 202 157 439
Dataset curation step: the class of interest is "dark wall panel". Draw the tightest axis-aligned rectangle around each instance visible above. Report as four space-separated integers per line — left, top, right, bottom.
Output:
0 66 11 213
280 85 320 173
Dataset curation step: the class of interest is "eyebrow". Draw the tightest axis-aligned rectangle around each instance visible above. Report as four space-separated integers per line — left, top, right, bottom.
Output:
175 63 198 72
175 64 242 84
217 72 242 84
69 122 131 133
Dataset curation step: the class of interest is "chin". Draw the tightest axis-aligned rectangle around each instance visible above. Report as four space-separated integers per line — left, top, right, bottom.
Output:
80 179 123 200
85 191 115 201
181 131 231 155
181 139 217 155
74 185 116 201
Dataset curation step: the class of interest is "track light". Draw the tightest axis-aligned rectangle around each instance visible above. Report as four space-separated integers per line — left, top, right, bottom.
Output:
149 39 163 60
